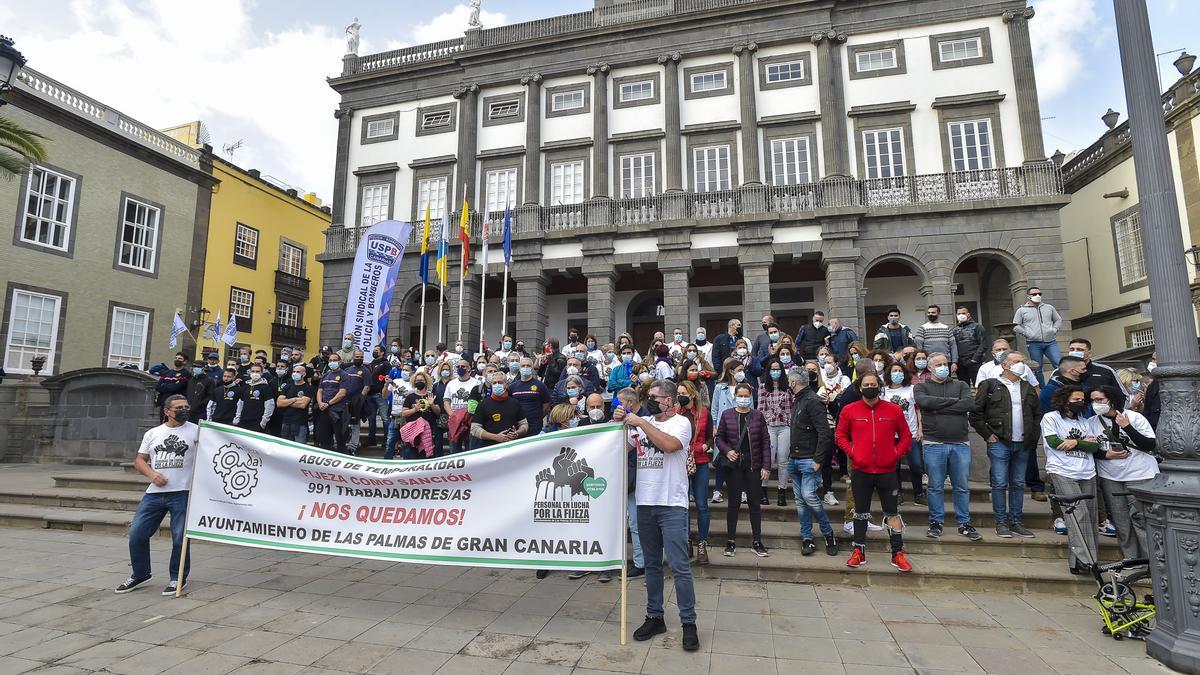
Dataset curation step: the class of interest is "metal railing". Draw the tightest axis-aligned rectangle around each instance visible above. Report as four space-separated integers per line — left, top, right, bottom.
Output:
324 164 1064 256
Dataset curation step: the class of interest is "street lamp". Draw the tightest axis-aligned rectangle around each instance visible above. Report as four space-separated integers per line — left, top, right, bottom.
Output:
1114 2 1200 672
1186 245 1200 270
0 36 27 105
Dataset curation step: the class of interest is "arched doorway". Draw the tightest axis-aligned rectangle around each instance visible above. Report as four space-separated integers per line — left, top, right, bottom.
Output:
396 284 443 352
626 289 665 352
862 256 930 334
953 251 1025 345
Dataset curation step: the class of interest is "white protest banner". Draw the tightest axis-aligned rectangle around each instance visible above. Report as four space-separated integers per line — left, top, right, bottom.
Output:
184 422 627 570
342 219 413 352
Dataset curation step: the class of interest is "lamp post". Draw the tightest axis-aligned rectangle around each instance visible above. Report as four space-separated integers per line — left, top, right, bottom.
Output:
1114 2 1200 671
0 36 27 105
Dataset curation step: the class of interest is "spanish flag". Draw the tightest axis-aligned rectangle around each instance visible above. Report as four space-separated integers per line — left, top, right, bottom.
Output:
459 194 471 280
418 204 432 285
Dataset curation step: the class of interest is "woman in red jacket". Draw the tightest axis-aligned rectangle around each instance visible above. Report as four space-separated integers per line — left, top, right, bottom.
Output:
834 373 914 572
677 380 713 564
714 383 771 558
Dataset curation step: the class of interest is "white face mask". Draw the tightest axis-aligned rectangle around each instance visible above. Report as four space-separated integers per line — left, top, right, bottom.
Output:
1092 402 1111 417
1147 361 1157 372
733 371 746 383
638 372 652 382
736 348 748 357
957 314 968 323
588 408 605 422
1030 294 1042 303
566 366 579 376
824 364 839 377
1009 362 1027 377
1068 350 1086 359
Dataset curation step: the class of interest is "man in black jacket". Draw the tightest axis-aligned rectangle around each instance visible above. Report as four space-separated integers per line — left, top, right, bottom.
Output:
787 369 838 557
153 353 191 409
794 311 831 360
969 351 1040 539
711 319 743 378
953 307 987 385
185 360 214 424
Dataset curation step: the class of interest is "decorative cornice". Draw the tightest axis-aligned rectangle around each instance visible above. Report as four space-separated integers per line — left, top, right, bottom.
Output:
811 30 847 45
758 111 822 127
680 120 741 134
407 155 457 169
930 90 1007 108
656 52 681 65
353 162 400 176
520 73 543 86
586 63 611 76
333 107 352 119
847 100 917 117
1002 6 1036 23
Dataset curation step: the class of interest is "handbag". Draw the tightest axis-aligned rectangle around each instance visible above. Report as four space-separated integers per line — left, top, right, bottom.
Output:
714 412 750 470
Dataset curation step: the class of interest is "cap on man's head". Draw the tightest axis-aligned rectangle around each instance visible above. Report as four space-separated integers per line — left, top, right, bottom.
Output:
192 360 205 368
206 354 219 361
321 345 332 353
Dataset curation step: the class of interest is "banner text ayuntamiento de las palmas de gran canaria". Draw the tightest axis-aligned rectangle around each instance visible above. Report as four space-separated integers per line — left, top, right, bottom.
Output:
184 422 627 570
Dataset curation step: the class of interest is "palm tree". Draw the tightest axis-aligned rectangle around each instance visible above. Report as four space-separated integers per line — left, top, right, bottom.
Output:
0 115 47 180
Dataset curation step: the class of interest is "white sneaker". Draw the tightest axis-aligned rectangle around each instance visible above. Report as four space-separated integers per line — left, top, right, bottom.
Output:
843 521 854 533
867 521 884 532
1054 517 1068 535
823 492 839 506
711 490 723 504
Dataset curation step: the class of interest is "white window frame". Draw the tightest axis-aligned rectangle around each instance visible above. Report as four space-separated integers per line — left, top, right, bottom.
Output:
416 177 448 222
619 80 654 103
365 117 396 139
862 128 906 179
692 145 731 193
234 223 258 261
230 287 254 323
279 242 304 278
620 153 656 199
117 197 161 273
770 137 812 187
765 61 805 83
276 301 300 328
947 119 994 172
4 289 62 375
689 70 727 93
551 90 584 112
421 111 451 130
855 48 897 73
107 306 150 368
938 37 982 63
20 165 76 252
359 184 391 229
488 100 520 120
1129 327 1154 349
550 161 585 205
485 168 518 214
1114 210 1147 288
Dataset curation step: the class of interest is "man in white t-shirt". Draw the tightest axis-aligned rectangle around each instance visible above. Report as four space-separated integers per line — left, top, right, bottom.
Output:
116 395 197 596
443 362 481 453
613 379 700 652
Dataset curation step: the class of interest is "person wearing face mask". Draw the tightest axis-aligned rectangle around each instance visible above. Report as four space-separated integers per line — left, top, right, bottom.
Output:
444 359 482 453
714 383 771 558
677 359 713 408
825 318 860 362
203 353 223 380
1049 338 1130 398
913 306 959 376
335 334 357 368
750 315 776 364
1013 286 1063 386
237 365 276 432
538 338 569 385
868 349 893 379
1041 385 1128 574
666 328 686 360
553 356 597 402
277 365 314 444
974 339 1040 389
315 355 350 454
470 372 528 450
952 307 988 385
579 392 609 426
1089 385 1158 560
651 343 675 383
267 359 291 437
153 352 192 412
494 335 515 361
708 359 747 504
884 362 925 506
794 311 831 360
340 350 370 454
397 371 443 459
970 351 1041 539
185 360 215 424
758 358 795 507
207 368 245 425
672 380 712 564
841 342 870 380
363 345 391 448
115 395 199 596
910 350 932 385
786 368 839 557
711 319 743 378
608 347 638 396
914 353 981 541
816 355 851 506
873 308 915 353
835 373 914 572
693 327 713 365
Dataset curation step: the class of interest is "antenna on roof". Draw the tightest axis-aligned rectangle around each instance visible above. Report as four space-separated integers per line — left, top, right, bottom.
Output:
221 139 244 159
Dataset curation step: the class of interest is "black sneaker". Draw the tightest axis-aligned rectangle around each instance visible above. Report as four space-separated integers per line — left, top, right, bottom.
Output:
914 493 927 506
752 541 769 558
162 580 186 596
1010 522 1036 538
682 622 699 651
824 534 839 556
777 488 787 507
598 571 612 583
567 571 589 580
801 539 816 556
723 541 736 557
633 616 667 641
114 576 152 594
759 494 769 506
958 524 983 541
535 569 549 579
626 564 645 578
926 523 943 539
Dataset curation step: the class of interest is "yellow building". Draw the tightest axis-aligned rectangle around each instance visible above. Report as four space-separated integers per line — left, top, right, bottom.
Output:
163 122 331 359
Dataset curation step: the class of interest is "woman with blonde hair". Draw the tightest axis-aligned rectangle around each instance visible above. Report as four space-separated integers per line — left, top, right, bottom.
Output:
1116 368 1146 412
843 341 871 379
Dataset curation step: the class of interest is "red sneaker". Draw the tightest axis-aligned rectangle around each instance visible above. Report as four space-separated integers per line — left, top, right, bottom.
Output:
891 551 913 573
846 547 866 568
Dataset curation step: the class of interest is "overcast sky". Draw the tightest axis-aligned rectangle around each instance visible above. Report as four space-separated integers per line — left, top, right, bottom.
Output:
1 0 1192 202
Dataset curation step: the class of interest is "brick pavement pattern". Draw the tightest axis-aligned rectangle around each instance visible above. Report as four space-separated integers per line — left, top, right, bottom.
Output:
0 527 1179 674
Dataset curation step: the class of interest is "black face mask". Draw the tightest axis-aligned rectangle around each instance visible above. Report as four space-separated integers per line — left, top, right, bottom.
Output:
645 398 662 415
677 395 690 408
174 359 185 367
415 381 427 390
353 359 364 366
861 387 881 400
761 323 769 331
736 327 744 337
1068 401 1087 415
927 314 938 323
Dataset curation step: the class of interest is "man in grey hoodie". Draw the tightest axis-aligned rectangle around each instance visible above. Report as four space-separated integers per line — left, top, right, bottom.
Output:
1012 286 1063 386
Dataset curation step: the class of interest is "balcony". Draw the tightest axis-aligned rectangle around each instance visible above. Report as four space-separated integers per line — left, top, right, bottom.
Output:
323 163 1064 257
271 322 307 346
275 270 310 300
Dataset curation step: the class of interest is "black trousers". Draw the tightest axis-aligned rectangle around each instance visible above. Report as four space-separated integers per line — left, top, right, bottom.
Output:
314 407 349 454
724 461 763 542
850 469 903 553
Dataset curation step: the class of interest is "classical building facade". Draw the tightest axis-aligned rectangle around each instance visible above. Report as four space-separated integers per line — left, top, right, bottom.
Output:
1059 61 1200 360
319 0 1070 352
1 67 215 376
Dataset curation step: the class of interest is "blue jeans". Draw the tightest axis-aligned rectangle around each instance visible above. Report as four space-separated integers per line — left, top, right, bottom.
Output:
689 462 710 541
788 458 832 540
365 394 388 444
384 417 399 459
1026 340 1062 386
987 441 1028 525
906 441 925 497
627 492 643 568
923 442 972 527
636 505 696 624
1026 445 1045 492
129 490 190 582
281 420 307 444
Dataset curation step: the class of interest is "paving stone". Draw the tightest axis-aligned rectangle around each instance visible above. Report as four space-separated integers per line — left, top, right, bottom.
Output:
210 629 294 658
899 642 982 672
516 638 588 666
0 626 66 656
121 617 207 644
168 625 246 651
886 621 958 645
302 615 379 640
834 639 910 668
9 632 106 662
964 645 1054 674
462 632 534 660
501 662 572 675
0 656 41 674
413 626 481 654
55 639 146 670
261 636 345 666
354 620 427 648
708 653 778 675
312 641 396 672
434 654 511 675
367 647 451 675
575 639 651 673
158 652 249 675
435 608 502 630
105 644 202 675
486 611 551 637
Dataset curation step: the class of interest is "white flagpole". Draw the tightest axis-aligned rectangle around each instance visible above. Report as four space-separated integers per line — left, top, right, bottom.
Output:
501 263 510 342
478 220 488 355
456 192 466 344
438 216 446 347
418 282 427 357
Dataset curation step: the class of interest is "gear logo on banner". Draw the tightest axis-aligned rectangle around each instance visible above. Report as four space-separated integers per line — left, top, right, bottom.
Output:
212 442 262 500
532 447 605 524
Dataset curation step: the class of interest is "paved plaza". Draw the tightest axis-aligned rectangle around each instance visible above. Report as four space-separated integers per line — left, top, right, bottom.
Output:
0 526 1177 675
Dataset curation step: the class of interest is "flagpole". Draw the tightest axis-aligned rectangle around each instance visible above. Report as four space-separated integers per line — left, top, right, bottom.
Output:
478 221 488 355
456 186 467 344
418 282 427 357
501 263 510 342
501 205 511 340
438 215 447 347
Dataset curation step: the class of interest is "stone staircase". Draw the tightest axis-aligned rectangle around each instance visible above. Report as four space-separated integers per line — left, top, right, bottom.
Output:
0 460 1118 594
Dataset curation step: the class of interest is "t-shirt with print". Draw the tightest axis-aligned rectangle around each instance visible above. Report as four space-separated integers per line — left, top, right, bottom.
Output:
1040 411 1101 480
137 422 198 494
884 385 917 436
1095 410 1160 483
633 413 693 508
443 377 480 414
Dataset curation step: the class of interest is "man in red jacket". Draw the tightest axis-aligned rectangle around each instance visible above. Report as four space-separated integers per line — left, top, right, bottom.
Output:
834 373 914 572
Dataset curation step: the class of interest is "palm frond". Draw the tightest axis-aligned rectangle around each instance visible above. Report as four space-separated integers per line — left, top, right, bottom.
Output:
0 149 31 180
0 116 48 163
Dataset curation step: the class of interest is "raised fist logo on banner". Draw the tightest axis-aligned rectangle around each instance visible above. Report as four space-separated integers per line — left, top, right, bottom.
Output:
535 447 595 501
211 442 262 499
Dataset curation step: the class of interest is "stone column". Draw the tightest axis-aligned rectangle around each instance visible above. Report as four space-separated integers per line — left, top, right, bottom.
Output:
658 52 683 191
812 31 850 177
522 73 543 205
331 106 353 227
582 237 618 343
660 264 692 337
733 42 762 185
1003 8 1046 163
512 267 548 346
588 63 612 198
819 213 863 330
453 84 481 205
737 223 774 328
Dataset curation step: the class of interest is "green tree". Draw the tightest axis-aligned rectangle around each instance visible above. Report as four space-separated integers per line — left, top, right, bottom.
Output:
0 115 48 180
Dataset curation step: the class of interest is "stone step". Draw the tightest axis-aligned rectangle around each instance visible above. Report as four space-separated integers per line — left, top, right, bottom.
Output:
0 504 170 535
0 486 142 512
704 496 1061 529
716 478 999 500
52 473 148 492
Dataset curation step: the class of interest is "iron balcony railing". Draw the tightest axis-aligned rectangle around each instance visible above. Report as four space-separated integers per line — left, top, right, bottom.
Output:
324 164 1064 256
